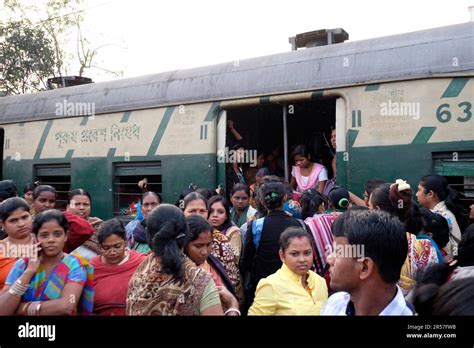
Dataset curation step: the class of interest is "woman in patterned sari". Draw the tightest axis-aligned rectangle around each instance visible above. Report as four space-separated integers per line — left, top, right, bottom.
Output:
182 193 241 294
126 204 227 315
0 209 93 315
185 215 236 296
369 180 439 294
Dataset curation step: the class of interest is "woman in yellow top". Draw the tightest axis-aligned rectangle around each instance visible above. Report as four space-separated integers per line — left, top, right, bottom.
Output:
249 227 328 315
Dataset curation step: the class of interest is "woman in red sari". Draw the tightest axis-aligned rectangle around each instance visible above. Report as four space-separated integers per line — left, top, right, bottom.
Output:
90 219 146 316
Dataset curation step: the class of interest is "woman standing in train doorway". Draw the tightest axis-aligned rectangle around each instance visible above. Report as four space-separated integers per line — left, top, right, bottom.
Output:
290 144 328 197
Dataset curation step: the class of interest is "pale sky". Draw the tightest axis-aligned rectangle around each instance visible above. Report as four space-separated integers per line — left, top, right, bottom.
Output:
29 0 474 81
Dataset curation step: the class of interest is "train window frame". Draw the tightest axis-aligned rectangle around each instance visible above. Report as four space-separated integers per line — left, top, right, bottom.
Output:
34 163 71 211
433 151 474 211
112 161 162 223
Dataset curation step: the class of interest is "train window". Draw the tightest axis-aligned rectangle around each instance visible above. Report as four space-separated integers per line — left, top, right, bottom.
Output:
35 164 71 210
433 152 474 212
113 162 162 221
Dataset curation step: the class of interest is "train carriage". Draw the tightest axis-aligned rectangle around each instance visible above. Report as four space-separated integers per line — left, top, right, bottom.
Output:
0 22 473 220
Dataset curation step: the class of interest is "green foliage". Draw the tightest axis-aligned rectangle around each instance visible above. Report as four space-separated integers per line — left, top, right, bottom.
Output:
0 0 83 95
0 22 56 94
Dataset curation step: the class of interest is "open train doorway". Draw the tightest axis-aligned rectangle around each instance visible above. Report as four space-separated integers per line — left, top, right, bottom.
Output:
224 97 337 192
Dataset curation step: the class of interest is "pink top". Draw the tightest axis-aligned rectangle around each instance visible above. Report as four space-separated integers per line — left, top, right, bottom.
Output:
292 163 327 193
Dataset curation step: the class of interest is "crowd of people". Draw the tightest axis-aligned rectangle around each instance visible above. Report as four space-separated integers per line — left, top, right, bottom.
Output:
0 128 473 316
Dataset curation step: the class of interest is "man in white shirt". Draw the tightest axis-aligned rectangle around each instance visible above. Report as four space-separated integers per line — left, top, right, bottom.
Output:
321 209 414 316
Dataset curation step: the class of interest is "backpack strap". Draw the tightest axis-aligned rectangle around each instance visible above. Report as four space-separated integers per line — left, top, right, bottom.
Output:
252 217 265 250
297 219 306 229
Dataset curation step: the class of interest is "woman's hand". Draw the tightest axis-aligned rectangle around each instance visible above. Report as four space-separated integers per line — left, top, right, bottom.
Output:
138 178 148 190
89 217 103 228
217 286 239 311
25 243 42 275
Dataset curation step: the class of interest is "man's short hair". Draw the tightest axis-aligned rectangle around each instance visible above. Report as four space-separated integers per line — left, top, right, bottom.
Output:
332 209 408 283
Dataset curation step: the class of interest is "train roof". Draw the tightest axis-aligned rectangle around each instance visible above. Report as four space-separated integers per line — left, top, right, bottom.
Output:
0 22 473 124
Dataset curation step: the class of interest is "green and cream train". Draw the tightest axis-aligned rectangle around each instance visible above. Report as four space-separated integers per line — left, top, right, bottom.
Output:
0 22 473 219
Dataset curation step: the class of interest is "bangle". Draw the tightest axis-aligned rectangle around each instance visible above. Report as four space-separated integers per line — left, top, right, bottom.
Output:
8 279 29 297
22 302 31 316
35 302 42 316
27 301 41 316
224 308 241 316
27 301 35 316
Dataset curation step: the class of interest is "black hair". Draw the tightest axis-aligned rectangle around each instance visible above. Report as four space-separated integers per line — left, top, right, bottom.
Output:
97 218 126 244
348 205 369 212
32 209 68 235
175 187 196 208
0 180 17 202
230 183 250 197
364 179 386 196
259 180 285 210
140 191 162 204
328 186 350 210
415 224 474 291
332 209 408 283
283 183 293 199
420 174 468 233
419 208 450 248
413 224 474 315
261 175 282 184
370 183 412 224
69 188 92 204
280 227 312 251
253 187 268 219
146 204 189 284
290 144 311 161
196 187 215 201
405 204 422 235
414 278 474 316
23 182 37 195
252 175 281 218
182 192 207 211
32 185 56 200
300 189 326 219
0 197 31 221
457 224 474 267
186 215 213 242
432 279 474 315
208 195 233 231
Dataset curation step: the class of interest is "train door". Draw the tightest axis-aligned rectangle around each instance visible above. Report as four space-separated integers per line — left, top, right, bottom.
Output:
221 95 345 192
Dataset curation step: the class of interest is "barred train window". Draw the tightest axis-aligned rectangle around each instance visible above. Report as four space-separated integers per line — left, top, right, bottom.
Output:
433 152 474 212
35 164 71 211
113 162 162 222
